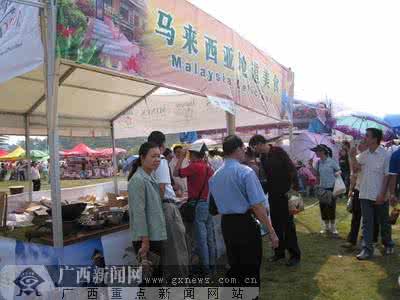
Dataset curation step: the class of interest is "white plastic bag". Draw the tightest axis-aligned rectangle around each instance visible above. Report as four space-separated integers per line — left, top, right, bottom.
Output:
333 176 346 196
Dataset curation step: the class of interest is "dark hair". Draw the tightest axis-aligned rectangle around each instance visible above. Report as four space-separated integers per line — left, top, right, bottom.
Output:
128 142 158 181
268 146 299 190
342 141 351 149
190 150 205 159
223 135 244 156
249 134 267 147
173 145 183 153
366 128 383 144
163 148 172 157
245 147 256 159
321 144 333 158
148 131 166 148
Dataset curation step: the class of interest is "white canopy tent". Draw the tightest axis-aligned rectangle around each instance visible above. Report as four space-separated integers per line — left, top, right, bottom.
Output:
1 0 293 247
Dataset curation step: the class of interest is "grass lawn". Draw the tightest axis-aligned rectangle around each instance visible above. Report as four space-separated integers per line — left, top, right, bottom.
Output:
0 178 114 194
260 198 400 300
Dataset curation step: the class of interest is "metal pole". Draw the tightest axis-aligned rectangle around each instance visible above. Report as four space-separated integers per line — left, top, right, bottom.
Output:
111 122 119 194
226 112 236 136
24 115 33 202
46 0 63 247
288 69 295 155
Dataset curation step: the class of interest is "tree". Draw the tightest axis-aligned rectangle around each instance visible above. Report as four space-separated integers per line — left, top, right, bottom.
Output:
0 136 9 149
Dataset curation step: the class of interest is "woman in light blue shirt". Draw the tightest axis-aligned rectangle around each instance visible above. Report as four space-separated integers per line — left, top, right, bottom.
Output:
128 142 167 271
312 144 341 236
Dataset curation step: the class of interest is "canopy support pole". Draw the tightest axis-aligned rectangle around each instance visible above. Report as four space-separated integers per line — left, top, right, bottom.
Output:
111 122 119 194
24 115 33 202
288 69 295 155
46 0 63 248
226 112 236 136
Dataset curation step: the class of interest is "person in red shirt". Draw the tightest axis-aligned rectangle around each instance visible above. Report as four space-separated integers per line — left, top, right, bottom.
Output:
173 144 215 275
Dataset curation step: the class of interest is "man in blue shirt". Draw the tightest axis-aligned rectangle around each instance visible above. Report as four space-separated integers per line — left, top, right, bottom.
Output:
389 148 400 204
209 135 278 295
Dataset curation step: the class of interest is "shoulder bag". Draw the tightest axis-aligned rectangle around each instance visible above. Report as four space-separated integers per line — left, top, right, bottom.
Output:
180 167 209 223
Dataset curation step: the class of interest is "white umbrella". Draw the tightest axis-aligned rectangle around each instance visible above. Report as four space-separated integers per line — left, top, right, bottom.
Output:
192 138 219 146
290 132 339 163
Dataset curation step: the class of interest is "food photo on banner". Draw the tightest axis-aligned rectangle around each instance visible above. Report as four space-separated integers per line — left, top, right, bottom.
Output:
55 0 292 117
0 0 44 83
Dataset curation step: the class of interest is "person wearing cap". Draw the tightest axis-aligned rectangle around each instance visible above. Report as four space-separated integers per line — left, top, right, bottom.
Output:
173 142 216 275
208 135 278 295
312 144 341 236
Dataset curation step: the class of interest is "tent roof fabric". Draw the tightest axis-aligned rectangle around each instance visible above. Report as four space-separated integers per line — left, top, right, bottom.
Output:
0 147 26 161
0 60 158 136
0 59 285 137
95 148 127 157
61 143 100 157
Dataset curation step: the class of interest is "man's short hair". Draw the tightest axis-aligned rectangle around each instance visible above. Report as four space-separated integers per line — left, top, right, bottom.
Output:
163 148 172 157
249 134 267 147
366 128 383 144
223 135 244 156
148 131 166 147
173 145 183 153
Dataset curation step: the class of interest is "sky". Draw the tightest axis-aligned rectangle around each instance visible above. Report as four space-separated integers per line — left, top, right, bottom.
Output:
189 0 400 117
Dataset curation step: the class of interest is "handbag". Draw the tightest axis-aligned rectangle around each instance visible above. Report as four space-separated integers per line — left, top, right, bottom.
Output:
346 197 353 213
180 168 209 223
333 176 346 196
315 187 333 205
287 191 305 215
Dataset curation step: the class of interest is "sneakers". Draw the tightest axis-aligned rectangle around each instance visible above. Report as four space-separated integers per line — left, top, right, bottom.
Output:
330 221 339 236
384 247 395 256
356 250 373 261
320 220 329 234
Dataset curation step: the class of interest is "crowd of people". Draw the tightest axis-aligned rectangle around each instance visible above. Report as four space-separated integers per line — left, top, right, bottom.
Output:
126 128 400 298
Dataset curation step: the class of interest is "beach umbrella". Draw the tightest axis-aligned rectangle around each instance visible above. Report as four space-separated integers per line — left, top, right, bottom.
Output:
290 132 339 163
384 114 400 136
333 111 396 141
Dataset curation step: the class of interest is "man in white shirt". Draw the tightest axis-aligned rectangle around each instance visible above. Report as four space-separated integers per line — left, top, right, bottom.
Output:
31 162 41 191
147 131 189 278
169 145 188 193
350 128 395 260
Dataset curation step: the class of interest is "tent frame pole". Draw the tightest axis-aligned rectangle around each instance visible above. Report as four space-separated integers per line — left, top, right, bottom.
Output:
24 115 33 202
45 0 63 248
226 112 236 136
111 122 119 194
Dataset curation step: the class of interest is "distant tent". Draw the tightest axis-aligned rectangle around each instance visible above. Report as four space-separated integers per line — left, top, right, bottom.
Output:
30 150 49 162
0 146 25 161
95 148 127 157
0 150 8 157
60 143 101 157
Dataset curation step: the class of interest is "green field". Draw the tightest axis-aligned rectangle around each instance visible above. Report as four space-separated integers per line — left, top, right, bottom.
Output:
0 178 114 194
261 198 400 300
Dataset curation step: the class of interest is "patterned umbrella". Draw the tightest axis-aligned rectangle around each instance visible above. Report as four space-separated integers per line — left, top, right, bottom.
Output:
333 111 396 141
290 132 339 164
